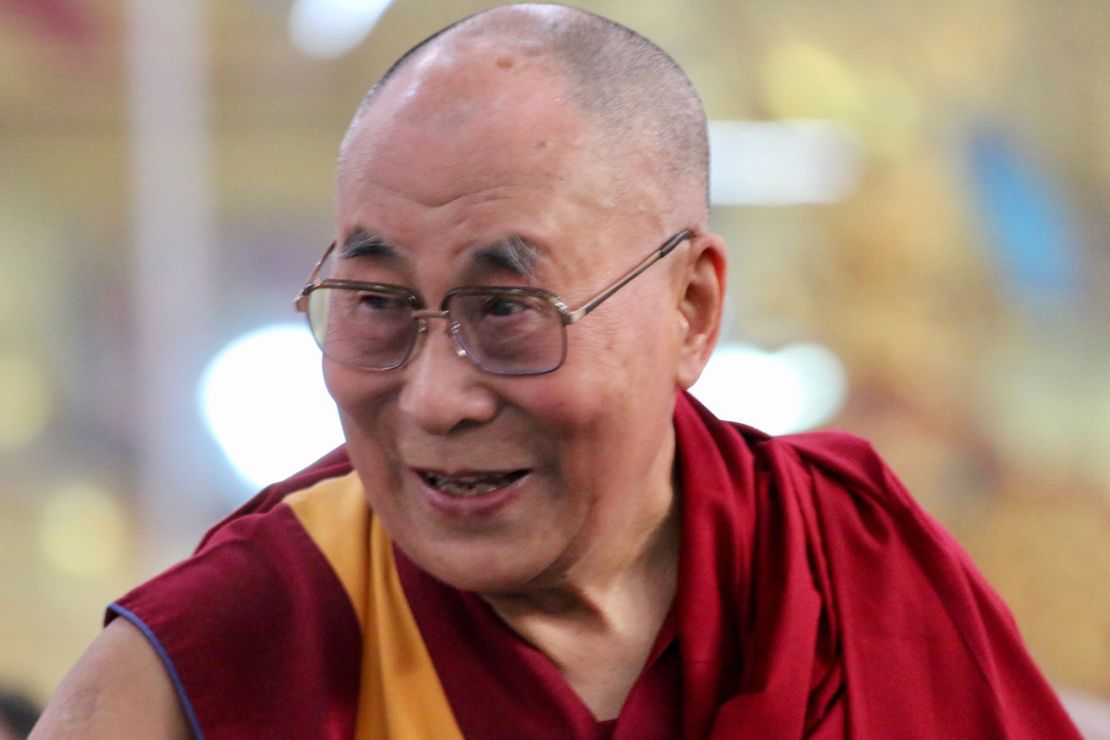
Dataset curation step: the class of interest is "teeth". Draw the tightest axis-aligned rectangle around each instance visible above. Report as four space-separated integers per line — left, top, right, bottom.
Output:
422 471 524 497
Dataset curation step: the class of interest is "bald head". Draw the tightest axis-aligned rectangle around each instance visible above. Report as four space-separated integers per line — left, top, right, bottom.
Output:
340 4 709 218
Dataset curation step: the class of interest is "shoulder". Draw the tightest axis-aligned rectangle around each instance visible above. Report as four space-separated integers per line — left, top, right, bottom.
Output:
32 619 191 739
194 445 353 548
110 459 368 656
743 425 989 635
755 428 888 486
674 393 1080 736
751 427 935 528
114 449 362 639
98 451 364 737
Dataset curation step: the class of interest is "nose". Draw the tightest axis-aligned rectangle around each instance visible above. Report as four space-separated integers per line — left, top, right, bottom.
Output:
397 318 499 435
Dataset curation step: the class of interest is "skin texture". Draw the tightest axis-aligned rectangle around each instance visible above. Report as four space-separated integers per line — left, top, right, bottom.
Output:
34 6 727 732
330 27 726 718
30 620 190 739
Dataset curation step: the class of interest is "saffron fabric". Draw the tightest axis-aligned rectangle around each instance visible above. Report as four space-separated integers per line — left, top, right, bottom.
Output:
108 458 365 738
106 391 1080 738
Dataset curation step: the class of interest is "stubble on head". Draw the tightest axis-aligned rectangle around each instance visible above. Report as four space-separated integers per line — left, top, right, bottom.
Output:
338 4 710 236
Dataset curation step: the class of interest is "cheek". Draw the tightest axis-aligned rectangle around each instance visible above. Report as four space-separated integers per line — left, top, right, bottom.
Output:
324 360 390 415
569 308 680 401
529 357 655 466
552 315 680 449
323 361 398 464
322 358 354 408
328 396 407 517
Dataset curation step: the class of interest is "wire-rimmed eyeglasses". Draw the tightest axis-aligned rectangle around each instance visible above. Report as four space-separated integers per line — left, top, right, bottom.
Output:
293 229 692 376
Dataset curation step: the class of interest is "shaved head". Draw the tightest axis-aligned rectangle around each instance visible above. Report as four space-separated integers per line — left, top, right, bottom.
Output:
340 4 709 218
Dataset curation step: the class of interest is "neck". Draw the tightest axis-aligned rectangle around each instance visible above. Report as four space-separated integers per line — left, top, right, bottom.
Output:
482 495 680 625
480 437 681 628
478 458 681 719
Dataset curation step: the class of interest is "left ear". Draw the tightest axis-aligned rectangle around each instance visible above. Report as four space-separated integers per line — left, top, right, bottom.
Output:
674 232 727 389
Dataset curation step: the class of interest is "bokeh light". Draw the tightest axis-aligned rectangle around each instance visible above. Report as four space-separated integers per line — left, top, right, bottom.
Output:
288 0 395 58
760 41 864 122
3 0 1107 714
38 483 127 578
690 342 848 435
709 120 862 205
0 353 51 451
199 324 344 492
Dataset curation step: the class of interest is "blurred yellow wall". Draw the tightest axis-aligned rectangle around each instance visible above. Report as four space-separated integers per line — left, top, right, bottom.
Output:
1 0 1107 709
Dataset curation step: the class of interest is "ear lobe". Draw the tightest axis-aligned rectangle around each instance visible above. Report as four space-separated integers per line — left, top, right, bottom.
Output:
675 233 727 389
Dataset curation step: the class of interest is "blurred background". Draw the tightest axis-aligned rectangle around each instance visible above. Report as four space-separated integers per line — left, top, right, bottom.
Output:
1 0 1107 727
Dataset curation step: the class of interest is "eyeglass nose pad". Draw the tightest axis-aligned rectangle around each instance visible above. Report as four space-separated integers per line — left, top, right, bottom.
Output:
448 321 468 358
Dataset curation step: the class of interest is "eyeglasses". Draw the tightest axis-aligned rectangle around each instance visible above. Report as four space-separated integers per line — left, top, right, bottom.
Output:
294 229 692 376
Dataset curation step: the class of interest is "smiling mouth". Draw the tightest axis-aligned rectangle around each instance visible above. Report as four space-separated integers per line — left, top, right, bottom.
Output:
418 469 529 497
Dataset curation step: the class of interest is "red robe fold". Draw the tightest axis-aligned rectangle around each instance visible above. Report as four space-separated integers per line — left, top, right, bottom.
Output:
672 394 1078 738
107 390 1079 738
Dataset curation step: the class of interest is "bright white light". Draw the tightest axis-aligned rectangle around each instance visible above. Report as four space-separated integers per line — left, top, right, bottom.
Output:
199 324 344 491
289 0 394 58
709 120 862 206
689 342 848 434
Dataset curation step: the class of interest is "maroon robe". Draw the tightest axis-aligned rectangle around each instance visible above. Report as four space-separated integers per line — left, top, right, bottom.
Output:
107 391 1080 738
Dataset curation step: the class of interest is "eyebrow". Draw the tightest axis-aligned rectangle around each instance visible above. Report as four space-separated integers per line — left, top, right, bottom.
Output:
469 235 542 279
340 230 398 260
339 229 542 279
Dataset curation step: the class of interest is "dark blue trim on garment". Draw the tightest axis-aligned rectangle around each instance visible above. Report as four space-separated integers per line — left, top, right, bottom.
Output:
107 602 206 740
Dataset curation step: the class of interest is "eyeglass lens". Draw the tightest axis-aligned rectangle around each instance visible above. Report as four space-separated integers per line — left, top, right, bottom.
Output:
308 287 418 371
307 287 566 375
449 292 566 375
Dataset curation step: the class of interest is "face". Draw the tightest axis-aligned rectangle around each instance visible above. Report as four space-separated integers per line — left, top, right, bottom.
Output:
327 44 691 594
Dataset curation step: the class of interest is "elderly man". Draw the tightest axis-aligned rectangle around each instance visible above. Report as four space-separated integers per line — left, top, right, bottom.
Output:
36 5 1079 739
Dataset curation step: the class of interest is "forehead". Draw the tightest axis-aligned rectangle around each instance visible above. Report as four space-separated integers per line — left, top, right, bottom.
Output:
342 44 590 200
333 41 671 290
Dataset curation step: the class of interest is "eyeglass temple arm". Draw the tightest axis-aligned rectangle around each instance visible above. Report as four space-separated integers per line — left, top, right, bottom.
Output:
564 230 692 324
293 241 339 312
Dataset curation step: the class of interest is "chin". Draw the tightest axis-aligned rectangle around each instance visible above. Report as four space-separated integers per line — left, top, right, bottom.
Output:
401 538 552 595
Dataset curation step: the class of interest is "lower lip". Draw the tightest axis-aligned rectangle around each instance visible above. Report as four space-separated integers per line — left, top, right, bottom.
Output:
414 470 531 519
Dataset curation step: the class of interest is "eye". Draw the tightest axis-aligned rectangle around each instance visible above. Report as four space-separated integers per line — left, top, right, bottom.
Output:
357 292 408 312
482 296 528 317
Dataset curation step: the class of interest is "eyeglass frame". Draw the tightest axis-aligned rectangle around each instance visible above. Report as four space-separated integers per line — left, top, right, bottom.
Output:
293 228 693 376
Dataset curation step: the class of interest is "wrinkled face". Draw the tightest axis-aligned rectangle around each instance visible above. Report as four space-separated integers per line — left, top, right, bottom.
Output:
327 46 687 594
